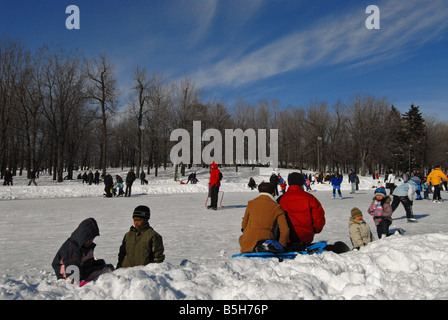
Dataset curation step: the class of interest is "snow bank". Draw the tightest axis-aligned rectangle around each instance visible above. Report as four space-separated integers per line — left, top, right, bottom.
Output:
1 233 447 300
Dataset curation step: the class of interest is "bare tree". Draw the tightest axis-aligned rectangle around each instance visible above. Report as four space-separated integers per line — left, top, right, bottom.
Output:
84 53 118 176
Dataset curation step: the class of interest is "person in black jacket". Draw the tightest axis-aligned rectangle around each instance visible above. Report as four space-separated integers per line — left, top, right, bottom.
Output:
52 218 113 284
125 168 136 197
103 173 114 197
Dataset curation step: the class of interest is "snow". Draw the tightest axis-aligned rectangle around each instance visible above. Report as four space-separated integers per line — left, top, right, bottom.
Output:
1 167 448 300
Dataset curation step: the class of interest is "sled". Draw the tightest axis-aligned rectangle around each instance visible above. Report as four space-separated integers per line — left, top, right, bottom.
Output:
232 241 328 259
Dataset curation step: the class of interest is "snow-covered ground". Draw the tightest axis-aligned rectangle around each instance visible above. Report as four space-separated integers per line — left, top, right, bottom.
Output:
1 166 448 300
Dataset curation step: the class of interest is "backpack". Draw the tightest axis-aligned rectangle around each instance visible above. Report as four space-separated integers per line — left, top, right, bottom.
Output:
219 171 223 181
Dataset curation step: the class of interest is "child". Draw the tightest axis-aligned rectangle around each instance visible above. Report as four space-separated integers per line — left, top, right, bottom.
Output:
52 218 113 284
368 187 393 238
280 180 287 193
391 176 419 222
117 205 165 268
349 207 374 250
331 172 343 199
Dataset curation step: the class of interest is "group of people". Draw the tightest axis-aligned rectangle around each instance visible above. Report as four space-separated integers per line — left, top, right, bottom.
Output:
103 168 136 198
52 205 165 286
239 165 448 254
239 172 326 253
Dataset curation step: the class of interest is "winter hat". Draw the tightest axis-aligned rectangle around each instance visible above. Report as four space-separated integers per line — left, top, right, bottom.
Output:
351 207 363 218
374 187 387 198
410 176 421 184
288 172 305 186
133 205 150 219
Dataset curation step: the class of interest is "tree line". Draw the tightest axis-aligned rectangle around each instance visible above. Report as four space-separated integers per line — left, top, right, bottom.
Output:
1 37 447 181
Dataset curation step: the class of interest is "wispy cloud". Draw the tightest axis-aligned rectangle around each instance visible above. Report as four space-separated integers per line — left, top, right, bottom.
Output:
191 0 448 88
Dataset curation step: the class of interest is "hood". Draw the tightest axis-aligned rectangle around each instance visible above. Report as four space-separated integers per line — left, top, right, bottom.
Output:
210 161 217 169
70 218 100 246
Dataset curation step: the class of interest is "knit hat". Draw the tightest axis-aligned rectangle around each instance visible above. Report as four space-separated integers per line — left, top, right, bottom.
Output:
410 176 421 184
351 207 363 218
288 172 305 186
374 187 387 198
133 205 150 219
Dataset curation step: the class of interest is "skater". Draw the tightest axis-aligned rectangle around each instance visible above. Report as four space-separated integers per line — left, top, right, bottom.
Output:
385 170 396 194
391 177 419 223
349 207 374 250
52 218 113 283
248 177 257 190
125 168 136 197
278 172 326 246
239 183 289 253
331 172 343 199
117 205 165 268
427 165 448 203
207 162 221 210
348 169 357 194
368 187 393 238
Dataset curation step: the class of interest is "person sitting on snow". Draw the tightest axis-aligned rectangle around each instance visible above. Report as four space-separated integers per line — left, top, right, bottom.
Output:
117 205 165 268
278 172 326 247
52 218 113 284
239 183 289 253
349 207 374 250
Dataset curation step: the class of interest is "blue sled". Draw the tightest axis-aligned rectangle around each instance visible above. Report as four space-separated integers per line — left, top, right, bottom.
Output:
232 241 327 259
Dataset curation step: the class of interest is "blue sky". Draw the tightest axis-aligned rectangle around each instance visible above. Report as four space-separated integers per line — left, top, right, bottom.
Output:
1 0 447 120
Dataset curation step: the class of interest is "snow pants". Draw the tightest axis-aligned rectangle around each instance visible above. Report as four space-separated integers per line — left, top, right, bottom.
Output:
210 185 220 208
391 196 414 219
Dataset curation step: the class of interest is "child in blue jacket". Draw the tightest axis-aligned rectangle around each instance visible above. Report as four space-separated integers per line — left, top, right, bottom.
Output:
331 172 343 199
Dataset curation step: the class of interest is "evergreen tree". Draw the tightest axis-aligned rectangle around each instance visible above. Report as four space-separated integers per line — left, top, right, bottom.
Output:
402 104 426 172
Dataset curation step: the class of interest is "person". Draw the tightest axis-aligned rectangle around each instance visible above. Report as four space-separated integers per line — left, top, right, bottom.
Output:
52 218 113 283
427 165 448 203
94 170 100 185
117 205 165 268
87 170 93 185
125 168 136 197
3 169 13 185
278 172 326 246
269 172 280 196
280 180 287 193
114 174 124 196
331 172 343 199
102 173 114 198
368 187 393 238
187 171 198 184
385 170 396 194
349 207 374 250
391 177 419 222
348 169 357 194
248 177 256 190
28 170 37 186
140 170 146 185
208 162 221 210
239 183 289 253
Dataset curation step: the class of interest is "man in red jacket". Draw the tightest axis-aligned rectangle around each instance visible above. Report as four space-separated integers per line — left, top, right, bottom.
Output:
208 161 221 210
279 172 325 245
